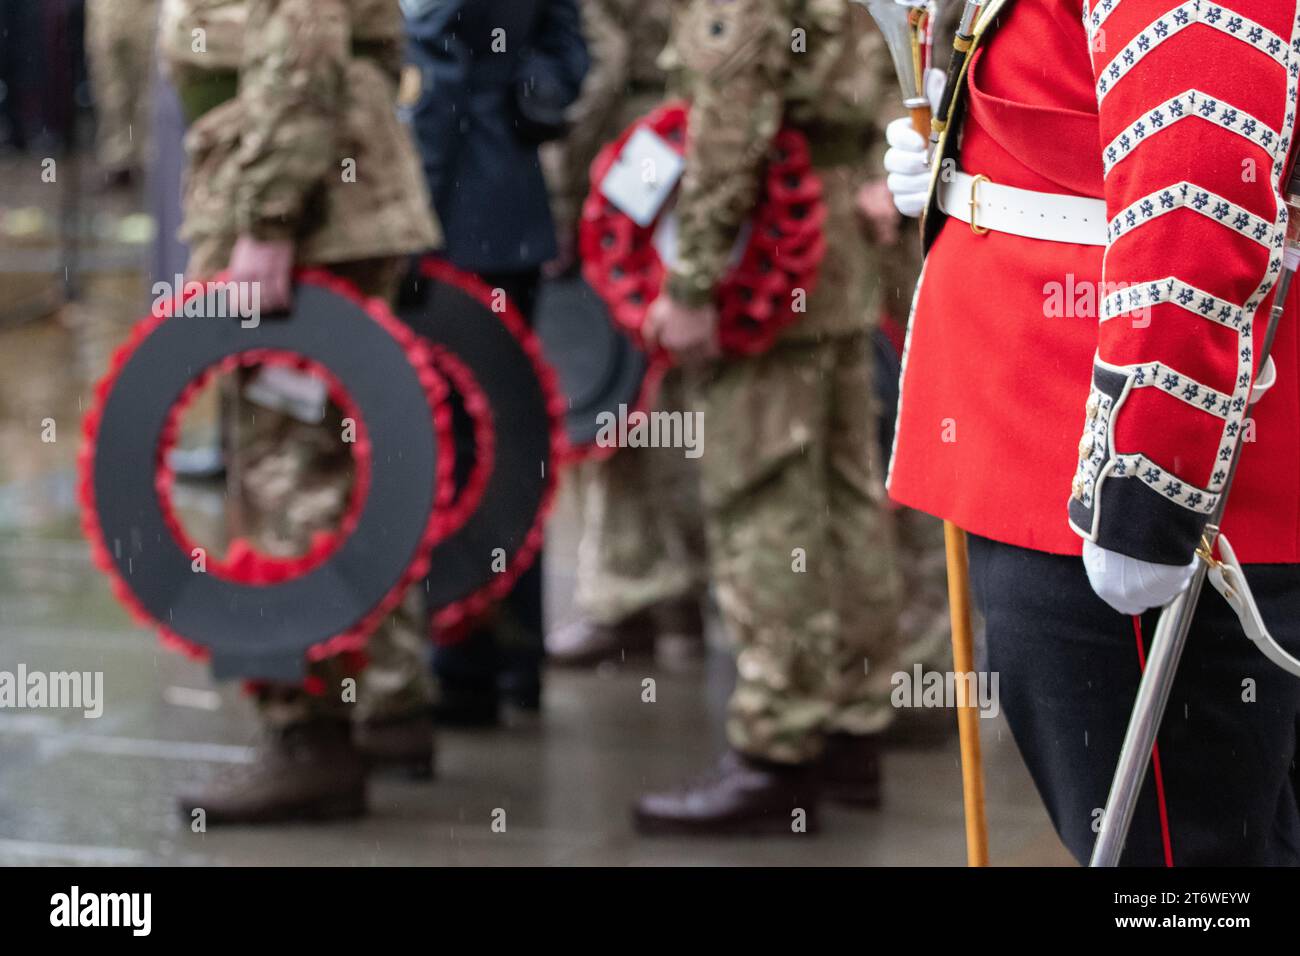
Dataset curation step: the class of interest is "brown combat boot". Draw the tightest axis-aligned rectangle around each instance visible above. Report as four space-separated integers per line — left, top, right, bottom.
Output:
545 606 657 667
821 732 883 808
354 713 436 780
177 719 366 824
633 751 821 836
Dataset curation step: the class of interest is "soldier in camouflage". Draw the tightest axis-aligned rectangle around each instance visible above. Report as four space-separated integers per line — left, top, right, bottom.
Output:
633 0 905 835
542 0 710 668
86 0 160 185
161 0 442 823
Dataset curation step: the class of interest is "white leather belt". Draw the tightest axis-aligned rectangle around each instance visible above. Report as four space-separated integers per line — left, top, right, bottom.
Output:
938 170 1109 246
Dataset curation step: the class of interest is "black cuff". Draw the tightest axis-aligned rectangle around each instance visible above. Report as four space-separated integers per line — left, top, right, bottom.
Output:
1067 360 1207 566
1074 474 1206 565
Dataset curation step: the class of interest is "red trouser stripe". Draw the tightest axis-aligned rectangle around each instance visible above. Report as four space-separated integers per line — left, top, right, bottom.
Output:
1133 615 1175 868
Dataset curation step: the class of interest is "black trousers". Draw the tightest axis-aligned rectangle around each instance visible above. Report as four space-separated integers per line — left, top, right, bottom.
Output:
431 269 544 702
968 534 1300 866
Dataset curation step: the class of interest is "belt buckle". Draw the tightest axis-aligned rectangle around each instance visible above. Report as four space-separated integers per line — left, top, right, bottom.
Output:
968 174 991 236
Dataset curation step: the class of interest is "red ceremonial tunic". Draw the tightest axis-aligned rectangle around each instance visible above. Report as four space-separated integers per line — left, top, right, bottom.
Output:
888 0 1300 564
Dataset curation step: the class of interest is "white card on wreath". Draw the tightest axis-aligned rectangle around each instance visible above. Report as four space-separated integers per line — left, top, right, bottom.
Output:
599 127 685 228
244 366 329 425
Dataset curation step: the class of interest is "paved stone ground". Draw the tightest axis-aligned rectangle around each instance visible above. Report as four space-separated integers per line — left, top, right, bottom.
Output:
0 149 1074 866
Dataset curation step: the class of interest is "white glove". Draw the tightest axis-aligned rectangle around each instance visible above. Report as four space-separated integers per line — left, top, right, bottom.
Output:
882 68 946 219
1082 540 1198 616
884 119 930 218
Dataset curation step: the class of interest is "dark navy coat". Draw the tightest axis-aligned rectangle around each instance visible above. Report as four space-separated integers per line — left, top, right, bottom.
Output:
403 0 589 273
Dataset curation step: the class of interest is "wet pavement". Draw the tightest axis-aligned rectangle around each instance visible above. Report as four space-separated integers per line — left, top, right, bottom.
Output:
0 150 1074 866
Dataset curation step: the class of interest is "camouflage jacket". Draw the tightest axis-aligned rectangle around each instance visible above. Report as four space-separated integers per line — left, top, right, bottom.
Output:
544 0 674 237
160 0 440 274
665 0 895 307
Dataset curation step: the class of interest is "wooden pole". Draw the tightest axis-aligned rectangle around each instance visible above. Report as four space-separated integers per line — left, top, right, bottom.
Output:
904 49 988 868
943 520 989 866
909 105 934 146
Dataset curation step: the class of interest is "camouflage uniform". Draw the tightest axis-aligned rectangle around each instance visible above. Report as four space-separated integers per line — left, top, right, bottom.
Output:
568 385 707 626
545 0 676 243
544 0 707 628
161 0 441 726
86 0 160 173
668 0 903 763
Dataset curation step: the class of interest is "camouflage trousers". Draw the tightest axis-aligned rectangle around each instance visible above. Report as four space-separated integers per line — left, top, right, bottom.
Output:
894 508 954 673
571 370 707 625
694 330 903 764
86 0 158 172
226 257 434 728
